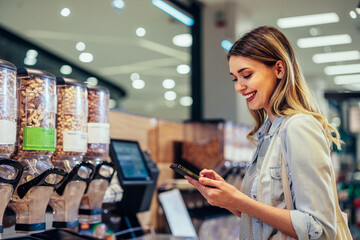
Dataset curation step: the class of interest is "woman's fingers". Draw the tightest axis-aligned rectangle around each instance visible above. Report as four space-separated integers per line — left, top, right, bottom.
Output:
200 169 225 181
198 176 221 188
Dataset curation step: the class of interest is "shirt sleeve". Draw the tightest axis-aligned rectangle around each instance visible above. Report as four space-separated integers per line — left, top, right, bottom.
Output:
280 115 336 240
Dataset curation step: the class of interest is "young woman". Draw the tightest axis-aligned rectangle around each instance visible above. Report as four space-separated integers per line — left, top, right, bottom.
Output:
186 26 342 239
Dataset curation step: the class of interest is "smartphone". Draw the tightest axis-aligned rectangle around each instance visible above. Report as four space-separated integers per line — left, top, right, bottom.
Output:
169 163 199 180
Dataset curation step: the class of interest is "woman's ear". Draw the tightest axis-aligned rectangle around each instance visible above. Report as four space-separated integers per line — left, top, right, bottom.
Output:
274 60 285 79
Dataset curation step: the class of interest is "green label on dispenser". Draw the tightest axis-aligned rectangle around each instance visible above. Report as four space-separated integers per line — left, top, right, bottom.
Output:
22 127 56 151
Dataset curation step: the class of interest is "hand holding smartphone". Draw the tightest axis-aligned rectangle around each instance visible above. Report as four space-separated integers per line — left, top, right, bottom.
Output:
169 163 199 180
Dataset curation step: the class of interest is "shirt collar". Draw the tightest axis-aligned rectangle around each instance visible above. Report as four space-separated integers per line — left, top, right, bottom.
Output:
254 116 285 141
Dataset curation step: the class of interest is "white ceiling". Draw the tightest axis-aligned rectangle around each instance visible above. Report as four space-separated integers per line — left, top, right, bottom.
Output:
0 0 359 120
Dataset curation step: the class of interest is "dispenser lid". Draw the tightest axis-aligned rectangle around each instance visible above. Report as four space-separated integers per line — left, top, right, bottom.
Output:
17 67 55 80
56 77 86 87
87 85 109 94
0 59 16 71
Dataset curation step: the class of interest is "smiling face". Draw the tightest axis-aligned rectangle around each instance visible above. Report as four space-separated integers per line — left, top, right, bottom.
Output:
229 55 284 122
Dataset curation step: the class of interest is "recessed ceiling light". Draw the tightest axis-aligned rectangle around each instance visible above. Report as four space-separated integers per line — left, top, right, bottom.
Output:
334 74 360 85
350 11 357 19
79 53 93 63
60 65 72 75
312 50 360 63
76 42 86 51
324 63 360 75
297 34 352 48
24 57 37 66
180 96 193 106
130 73 140 81
162 79 175 89
356 2 360 14
221 40 233 51
132 79 145 89
164 91 176 101
136 27 146 37
26 49 38 58
61 8 71 17
172 34 192 47
277 12 339 29
177 64 190 74
86 77 98 86
112 0 125 10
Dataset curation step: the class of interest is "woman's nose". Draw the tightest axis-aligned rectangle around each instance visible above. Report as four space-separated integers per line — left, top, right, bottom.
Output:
235 81 246 93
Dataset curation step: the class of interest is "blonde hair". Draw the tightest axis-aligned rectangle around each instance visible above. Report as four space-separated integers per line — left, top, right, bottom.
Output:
228 26 342 149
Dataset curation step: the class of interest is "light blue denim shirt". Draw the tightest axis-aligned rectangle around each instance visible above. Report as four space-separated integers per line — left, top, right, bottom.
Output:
247 114 336 240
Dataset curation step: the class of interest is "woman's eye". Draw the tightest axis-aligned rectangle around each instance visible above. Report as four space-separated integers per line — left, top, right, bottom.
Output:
232 78 237 82
244 74 252 79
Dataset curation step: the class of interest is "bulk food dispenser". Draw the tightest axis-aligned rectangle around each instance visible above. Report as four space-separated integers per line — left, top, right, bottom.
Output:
9 68 67 233
50 77 95 228
0 59 23 236
79 85 114 224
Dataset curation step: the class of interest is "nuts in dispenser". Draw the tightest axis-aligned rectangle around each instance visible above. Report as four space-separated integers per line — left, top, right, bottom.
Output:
53 78 88 159
0 59 17 158
13 68 57 159
85 86 110 160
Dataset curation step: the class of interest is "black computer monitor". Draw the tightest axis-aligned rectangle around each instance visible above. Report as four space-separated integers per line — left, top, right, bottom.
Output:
110 139 151 182
109 139 154 215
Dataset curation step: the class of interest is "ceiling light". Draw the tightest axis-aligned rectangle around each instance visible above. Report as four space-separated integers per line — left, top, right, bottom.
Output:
132 79 145 89
86 77 98 86
180 96 193 106
60 65 72 75
297 34 352 48
312 50 360 63
221 40 233 51
177 64 190 74
277 12 339 29
79 53 93 63
350 11 357 19
24 57 37 66
130 73 140 81
112 0 125 10
152 0 194 26
325 63 360 75
60 8 71 17
136 27 146 37
356 1 360 14
333 74 360 85
162 79 175 89
172 34 192 47
164 91 176 101
76 42 86 51
26 49 38 58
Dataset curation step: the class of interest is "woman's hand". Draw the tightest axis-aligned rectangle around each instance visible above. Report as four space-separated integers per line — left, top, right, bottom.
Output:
185 169 248 211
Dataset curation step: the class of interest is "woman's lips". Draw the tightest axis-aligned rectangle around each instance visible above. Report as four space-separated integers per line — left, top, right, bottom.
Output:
245 91 256 102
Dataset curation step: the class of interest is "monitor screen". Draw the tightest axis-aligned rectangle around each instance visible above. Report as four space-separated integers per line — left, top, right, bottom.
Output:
110 140 150 180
